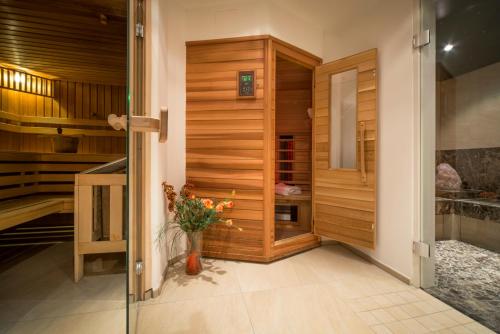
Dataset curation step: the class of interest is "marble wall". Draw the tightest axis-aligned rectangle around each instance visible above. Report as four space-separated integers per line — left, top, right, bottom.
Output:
436 147 500 195
435 147 500 252
435 196 500 253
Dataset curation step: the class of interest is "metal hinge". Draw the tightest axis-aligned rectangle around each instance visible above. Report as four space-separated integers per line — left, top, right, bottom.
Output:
136 23 144 38
413 241 430 258
413 29 430 49
135 260 144 275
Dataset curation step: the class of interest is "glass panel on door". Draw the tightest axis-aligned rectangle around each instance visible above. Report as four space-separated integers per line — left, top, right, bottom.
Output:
329 69 358 170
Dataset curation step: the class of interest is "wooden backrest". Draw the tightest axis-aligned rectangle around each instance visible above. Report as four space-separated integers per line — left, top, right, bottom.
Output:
0 152 124 201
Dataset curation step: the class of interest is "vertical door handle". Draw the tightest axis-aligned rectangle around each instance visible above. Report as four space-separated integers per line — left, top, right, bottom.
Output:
359 122 367 184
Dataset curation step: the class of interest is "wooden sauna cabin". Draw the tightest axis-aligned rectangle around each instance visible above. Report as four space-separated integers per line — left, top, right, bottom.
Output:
0 0 128 275
186 35 378 262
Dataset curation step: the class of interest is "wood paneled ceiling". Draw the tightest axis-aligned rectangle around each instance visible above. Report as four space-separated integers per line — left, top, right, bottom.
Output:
0 0 127 85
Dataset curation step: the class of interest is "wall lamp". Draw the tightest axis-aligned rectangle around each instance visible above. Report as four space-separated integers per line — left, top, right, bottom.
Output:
0 66 54 98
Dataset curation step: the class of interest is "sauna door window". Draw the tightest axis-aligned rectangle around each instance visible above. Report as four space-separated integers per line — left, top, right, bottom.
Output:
330 69 358 170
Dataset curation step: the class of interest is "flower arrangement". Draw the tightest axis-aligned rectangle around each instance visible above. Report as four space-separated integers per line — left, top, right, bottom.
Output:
161 182 241 274
162 182 240 232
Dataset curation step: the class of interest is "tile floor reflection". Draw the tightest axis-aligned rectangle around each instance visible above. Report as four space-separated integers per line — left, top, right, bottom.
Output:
0 242 126 334
138 244 495 334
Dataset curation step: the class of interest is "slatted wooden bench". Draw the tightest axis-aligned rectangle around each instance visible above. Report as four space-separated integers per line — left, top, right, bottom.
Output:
0 152 123 231
74 170 126 282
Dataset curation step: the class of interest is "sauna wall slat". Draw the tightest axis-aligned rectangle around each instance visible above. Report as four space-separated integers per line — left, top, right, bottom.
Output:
186 38 267 259
0 0 127 85
275 56 313 190
0 79 126 154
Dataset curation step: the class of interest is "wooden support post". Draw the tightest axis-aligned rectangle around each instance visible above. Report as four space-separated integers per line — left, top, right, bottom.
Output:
109 185 123 241
74 183 92 282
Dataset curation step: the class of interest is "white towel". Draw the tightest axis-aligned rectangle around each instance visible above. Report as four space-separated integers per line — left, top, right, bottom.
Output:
275 183 302 196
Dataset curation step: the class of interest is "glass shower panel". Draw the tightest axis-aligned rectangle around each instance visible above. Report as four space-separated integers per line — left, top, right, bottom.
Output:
422 0 500 331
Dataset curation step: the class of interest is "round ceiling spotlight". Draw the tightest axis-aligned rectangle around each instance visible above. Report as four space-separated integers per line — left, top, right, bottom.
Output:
443 44 454 52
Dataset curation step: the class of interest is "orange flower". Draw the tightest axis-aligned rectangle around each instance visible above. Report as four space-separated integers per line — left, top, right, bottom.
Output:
190 194 196 199
215 203 224 213
224 201 234 209
225 219 233 227
202 198 213 209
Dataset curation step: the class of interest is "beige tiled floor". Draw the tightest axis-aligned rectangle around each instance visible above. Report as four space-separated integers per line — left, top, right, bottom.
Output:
137 244 495 334
0 243 126 334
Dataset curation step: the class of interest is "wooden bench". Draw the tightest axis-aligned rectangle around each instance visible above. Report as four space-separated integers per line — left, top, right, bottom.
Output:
275 192 312 235
0 152 123 231
74 172 126 282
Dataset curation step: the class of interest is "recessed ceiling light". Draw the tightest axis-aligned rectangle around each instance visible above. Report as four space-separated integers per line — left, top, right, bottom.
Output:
443 44 454 52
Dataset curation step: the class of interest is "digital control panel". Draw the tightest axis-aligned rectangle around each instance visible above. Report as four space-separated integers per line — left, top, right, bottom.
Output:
238 70 255 98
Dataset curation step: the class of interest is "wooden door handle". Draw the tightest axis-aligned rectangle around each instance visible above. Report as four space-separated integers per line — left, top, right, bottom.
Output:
107 107 168 143
359 122 367 184
108 114 127 131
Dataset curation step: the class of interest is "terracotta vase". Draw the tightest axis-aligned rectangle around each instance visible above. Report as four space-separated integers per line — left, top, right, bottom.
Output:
185 231 203 275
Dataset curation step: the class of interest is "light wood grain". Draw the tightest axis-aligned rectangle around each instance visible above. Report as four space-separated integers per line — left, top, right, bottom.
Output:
0 80 126 154
73 173 126 282
187 35 322 262
0 0 126 85
186 36 267 259
313 49 377 250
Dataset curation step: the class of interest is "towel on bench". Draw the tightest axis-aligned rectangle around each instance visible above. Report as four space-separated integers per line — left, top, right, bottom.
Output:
275 183 302 196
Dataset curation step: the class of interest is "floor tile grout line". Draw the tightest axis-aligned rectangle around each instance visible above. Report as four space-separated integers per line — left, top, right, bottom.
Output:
139 290 243 307
1 306 127 324
233 262 257 334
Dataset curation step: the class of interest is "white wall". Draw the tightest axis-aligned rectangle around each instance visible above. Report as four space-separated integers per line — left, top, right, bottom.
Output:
438 61 500 150
184 0 323 57
147 0 186 292
147 0 417 290
323 0 415 279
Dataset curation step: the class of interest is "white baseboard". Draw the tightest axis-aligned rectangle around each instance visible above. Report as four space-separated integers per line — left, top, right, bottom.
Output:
322 240 411 284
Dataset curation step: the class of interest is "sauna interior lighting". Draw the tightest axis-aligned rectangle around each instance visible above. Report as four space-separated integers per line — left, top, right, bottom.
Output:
443 44 454 52
0 66 53 98
14 72 22 84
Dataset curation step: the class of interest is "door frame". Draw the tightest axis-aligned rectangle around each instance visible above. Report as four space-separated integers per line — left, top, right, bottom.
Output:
128 0 149 302
412 0 436 288
268 38 322 257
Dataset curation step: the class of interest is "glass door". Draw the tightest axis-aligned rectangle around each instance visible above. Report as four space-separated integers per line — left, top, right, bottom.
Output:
420 0 500 331
127 0 146 332
419 0 436 289
0 1 129 332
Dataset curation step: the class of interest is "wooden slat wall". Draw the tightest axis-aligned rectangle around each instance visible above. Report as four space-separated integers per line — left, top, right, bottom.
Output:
0 81 126 154
186 39 266 260
0 0 127 85
0 151 123 201
275 56 313 191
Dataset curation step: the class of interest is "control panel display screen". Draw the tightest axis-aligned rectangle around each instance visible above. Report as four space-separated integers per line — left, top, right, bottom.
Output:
238 70 255 97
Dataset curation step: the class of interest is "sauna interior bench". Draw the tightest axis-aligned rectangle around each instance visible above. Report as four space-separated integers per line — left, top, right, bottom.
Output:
275 192 312 202
0 195 73 231
0 152 123 232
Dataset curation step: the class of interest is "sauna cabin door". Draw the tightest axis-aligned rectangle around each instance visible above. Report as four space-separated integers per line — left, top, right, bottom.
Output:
313 49 377 249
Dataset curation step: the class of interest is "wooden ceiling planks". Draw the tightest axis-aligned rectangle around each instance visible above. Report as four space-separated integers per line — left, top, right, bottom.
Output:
0 0 127 85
